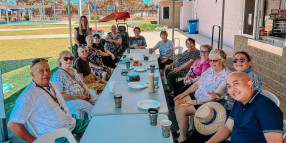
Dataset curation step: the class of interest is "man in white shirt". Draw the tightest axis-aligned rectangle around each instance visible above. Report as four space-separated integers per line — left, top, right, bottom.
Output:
8 58 89 143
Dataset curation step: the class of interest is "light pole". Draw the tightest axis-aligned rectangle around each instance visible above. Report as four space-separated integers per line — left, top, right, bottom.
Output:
5 0 9 24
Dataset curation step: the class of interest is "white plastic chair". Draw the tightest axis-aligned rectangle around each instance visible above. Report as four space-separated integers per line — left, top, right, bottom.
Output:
261 90 280 106
27 120 39 138
33 128 77 143
283 120 286 139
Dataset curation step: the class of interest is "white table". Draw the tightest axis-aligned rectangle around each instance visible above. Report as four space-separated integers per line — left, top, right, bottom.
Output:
80 114 173 143
89 49 169 116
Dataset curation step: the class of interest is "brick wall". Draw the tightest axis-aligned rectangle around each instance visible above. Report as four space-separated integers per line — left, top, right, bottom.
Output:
196 0 242 48
234 35 286 100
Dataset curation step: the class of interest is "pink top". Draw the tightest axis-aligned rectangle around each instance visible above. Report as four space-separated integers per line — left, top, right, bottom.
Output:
187 58 210 80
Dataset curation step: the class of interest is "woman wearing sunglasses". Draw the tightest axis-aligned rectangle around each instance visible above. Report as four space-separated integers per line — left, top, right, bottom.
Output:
51 50 99 115
172 44 212 96
233 51 261 92
173 49 230 143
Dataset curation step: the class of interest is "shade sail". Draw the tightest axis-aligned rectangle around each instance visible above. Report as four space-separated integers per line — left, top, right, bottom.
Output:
99 12 130 22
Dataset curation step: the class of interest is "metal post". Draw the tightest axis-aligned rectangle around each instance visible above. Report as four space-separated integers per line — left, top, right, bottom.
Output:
95 7 97 32
88 4 90 21
54 6 56 20
172 0 175 43
0 71 9 142
68 0 73 51
220 0 225 49
40 2 43 24
78 0 81 21
5 0 9 24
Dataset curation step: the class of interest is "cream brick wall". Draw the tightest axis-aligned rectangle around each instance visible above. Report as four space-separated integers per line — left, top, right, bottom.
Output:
196 0 243 48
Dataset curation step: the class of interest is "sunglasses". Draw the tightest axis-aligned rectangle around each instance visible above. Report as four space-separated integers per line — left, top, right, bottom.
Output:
233 58 247 63
208 59 221 63
31 58 48 68
200 50 209 54
63 57 74 61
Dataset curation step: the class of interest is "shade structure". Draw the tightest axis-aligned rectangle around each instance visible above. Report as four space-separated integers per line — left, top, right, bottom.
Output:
99 12 130 22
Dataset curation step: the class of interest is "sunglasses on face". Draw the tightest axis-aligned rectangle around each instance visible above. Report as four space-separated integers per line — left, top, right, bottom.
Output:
63 57 74 61
200 50 209 54
208 59 221 63
31 58 48 68
233 58 247 63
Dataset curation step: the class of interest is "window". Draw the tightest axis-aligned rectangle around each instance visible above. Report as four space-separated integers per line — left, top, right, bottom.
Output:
241 0 259 38
162 7 169 19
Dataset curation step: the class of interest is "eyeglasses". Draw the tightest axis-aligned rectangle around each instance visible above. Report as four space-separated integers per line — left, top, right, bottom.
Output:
208 59 221 63
63 57 74 61
200 50 209 54
31 58 48 68
233 58 247 63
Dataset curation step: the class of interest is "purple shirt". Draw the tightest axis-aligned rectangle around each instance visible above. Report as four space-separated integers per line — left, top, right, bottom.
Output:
188 58 210 80
195 67 230 100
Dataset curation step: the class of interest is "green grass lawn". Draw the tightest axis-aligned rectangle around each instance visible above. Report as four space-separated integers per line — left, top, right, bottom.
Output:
0 24 69 29
0 27 111 36
1 38 71 112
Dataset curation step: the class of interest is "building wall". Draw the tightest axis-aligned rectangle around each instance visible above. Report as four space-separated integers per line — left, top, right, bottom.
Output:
159 1 183 28
265 0 285 15
234 35 286 100
196 0 242 48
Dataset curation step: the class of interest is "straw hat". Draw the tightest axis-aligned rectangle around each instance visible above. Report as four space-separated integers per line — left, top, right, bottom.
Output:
194 102 227 135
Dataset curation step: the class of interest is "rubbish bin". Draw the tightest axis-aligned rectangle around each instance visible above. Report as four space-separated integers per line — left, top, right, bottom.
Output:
188 19 199 34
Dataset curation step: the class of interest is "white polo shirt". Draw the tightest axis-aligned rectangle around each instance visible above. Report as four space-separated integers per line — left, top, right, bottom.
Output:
9 81 76 137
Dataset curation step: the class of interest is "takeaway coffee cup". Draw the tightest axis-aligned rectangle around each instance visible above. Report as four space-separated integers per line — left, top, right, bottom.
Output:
148 108 158 126
150 65 155 73
109 81 115 92
126 61 131 70
154 75 159 89
127 47 130 53
160 120 172 138
114 94 122 108
149 49 153 54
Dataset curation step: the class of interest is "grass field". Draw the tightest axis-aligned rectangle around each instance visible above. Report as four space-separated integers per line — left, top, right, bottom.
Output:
1 38 71 112
0 24 69 29
0 27 110 36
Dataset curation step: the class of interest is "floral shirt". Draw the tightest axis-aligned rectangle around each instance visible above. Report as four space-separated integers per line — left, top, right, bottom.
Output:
174 49 200 76
88 47 104 67
105 32 122 54
188 58 210 80
244 68 262 92
195 67 230 100
51 67 85 96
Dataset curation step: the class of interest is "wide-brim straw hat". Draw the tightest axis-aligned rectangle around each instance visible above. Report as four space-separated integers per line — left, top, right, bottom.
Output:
194 102 227 135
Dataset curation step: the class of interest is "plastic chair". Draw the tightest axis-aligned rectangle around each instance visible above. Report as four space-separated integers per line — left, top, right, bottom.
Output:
261 90 280 106
69 109 86 119
283 120 286 139
27 120 39 138
33 128 77 143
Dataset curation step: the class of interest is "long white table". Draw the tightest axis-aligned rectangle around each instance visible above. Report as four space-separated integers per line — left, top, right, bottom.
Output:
80 114 173 143
89 49 169 116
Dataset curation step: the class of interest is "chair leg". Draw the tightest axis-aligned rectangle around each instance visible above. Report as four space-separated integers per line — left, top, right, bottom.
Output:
188 115 194 131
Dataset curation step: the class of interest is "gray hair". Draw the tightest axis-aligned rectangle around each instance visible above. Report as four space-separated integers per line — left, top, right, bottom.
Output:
200 44 212 52
110 25 118 33
85 35 93 42
77 45 88 53
209 49 227 61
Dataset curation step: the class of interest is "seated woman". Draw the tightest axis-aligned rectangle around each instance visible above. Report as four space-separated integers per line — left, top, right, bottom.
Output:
129 27 147 49
152 31 174 78
74 46 107 94
86 35 113 81
173 44 211 96
93 34 117 68
51 51 99 114
165 38 200 95
233 51 262 92
173 49 230 143
105 25 123 60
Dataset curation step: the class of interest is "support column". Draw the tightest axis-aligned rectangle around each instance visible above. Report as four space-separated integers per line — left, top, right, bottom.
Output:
172 0 174 43
68 0 73 50
78 0 82 21
5 0 9 24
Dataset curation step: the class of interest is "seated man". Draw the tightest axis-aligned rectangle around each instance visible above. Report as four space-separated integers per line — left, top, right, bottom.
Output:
206 72 283 143
129 27 147 49
8 58 89 143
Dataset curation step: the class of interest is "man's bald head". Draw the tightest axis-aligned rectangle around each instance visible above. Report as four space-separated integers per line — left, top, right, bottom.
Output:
30 59 51 87
226 71 254 105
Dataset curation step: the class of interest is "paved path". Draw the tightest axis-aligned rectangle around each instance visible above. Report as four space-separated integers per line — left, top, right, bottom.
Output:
0 25 111 31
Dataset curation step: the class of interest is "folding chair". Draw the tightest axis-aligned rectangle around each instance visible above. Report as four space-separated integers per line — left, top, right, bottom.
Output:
261 90 280 106
33 128 77 143
283 120 286 139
